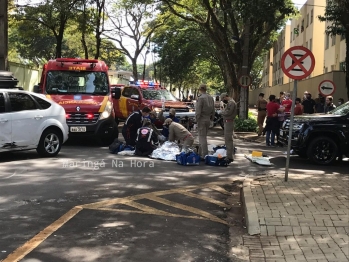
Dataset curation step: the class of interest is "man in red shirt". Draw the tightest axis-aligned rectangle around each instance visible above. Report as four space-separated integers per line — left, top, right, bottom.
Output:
265 95 282 146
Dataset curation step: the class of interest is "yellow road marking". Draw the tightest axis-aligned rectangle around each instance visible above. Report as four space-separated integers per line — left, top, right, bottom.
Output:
208 185 231 195
86 206 209 221
178 191 231 208
144 195 228 225
2 206 82 262
3 182 234 261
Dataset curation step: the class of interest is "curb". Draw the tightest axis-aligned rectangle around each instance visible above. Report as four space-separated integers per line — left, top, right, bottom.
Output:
242 179 260 235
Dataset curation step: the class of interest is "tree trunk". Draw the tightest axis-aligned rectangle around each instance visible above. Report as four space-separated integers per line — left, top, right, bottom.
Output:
132 59 138 82
81 2 89 59
346 32 349 100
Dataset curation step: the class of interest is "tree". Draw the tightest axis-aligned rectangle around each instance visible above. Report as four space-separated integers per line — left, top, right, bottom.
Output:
319 0 349 100
103 0 166 81
148 0 296 118
14 0 83 58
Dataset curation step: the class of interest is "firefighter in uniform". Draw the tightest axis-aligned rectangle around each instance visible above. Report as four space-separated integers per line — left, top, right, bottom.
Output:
220 93 237 162
164 118 194 150
195 84 215 159
135 119 159 156
122 107 151 146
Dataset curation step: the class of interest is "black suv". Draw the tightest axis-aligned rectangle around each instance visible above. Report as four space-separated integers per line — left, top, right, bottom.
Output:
279 101 349 165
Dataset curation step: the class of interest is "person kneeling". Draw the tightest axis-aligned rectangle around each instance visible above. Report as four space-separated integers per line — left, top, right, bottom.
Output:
164 118 194 151
135 119 159 156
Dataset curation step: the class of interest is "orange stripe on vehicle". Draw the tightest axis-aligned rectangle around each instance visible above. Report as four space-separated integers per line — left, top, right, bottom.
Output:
98 96 109 112
119 97 128 118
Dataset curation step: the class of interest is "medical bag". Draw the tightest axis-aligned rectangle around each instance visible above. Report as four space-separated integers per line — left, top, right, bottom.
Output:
176 152 200 166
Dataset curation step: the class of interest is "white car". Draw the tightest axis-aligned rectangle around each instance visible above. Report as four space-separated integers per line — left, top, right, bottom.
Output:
0 89 69 157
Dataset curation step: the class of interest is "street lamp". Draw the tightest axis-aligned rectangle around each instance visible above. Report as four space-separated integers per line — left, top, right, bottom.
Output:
142 48 150 80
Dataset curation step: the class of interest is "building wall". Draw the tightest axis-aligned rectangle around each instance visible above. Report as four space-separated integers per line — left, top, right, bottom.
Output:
261 49 273 88
249 71 347 106
8 62 42 91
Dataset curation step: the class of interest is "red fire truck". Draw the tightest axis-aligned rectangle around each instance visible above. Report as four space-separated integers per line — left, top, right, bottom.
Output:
33 58 118 144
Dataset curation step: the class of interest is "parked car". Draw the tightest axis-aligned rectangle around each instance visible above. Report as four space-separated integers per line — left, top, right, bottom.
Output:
0 89 69 157
279 101 349 165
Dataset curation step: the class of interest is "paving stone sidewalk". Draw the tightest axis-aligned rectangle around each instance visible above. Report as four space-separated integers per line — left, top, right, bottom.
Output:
243 174 349 262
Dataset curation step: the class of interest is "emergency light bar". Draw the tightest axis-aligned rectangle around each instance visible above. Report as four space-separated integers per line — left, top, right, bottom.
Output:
56 58 99 63
134 80 160 88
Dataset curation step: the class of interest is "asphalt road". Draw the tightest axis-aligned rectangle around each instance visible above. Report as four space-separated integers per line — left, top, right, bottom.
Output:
0 127 348 262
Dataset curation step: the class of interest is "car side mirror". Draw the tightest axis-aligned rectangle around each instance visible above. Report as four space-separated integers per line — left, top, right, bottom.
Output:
131 94 139 100
112 88 121 99
33 85 42 93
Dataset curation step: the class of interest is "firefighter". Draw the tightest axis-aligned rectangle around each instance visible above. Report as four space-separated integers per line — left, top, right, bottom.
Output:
122 107 151 146
135 119 159 156
220 93 237 162
164 118 194 150
195 84 215 159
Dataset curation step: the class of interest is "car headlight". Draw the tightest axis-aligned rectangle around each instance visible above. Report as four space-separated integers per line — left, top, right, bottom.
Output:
99 101 112 120
293 123 304 130
189 108 195 112
153 107 162 113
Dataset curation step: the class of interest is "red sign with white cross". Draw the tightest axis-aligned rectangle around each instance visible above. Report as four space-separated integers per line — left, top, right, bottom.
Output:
281 46 315 80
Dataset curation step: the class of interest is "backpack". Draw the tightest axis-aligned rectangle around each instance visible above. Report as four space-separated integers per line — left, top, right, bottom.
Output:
176 151 200 166
109 139 125 154
204 155 230 166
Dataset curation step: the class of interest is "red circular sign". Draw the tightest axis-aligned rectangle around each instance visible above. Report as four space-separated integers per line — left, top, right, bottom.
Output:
318 80 336 96
238 75 252 88
281 46 315 80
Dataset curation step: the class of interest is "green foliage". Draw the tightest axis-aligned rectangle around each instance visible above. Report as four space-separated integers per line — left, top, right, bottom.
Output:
234 113 258 132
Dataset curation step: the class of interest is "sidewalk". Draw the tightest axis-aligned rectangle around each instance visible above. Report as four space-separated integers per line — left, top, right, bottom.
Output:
235 132 265 144
241 174 349 262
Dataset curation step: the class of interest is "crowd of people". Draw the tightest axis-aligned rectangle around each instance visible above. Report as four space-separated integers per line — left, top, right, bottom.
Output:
120 84 237 163
257 91 346 147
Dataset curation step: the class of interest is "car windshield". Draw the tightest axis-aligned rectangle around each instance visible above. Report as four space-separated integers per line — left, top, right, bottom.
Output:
329 101 349 116
45 71 109 95
142 89 178 101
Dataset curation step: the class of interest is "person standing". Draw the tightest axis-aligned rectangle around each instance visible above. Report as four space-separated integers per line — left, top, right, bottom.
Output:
301 93 316 114
122 107 151 146
315 94 325 113
195 84 215 159
256 93 267 136
338 98 345 106
324 96 336 113
265 95 282 147
220 93 237 162
294 98 303 115
281 93 292 117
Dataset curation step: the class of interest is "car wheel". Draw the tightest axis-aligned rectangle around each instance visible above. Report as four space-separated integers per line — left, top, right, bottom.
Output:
307 136 338 165
36 129 62 157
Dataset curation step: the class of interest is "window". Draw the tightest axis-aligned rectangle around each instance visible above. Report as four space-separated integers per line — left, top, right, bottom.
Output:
306 41 308 49
34 96 51 109
339 62 346 71
332 35 336 46
130 88 140 99
341 34 345 41
306 13 309 27
8 93 38 112
117 74 123 79
331 65 335 71
309 38 312 51
122 87 133 98
310 9 313 24
301 19 304 32
325 67 328 73
325 34 330 49
290 32 293 42
0 93 5 113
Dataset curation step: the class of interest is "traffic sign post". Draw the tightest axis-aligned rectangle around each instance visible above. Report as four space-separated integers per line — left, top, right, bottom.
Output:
281 46 315 182
238 75 252 88
318 80 336 96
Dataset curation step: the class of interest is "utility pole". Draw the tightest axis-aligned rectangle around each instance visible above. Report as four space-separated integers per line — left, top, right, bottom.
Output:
0 0 8 71
239 20 250 120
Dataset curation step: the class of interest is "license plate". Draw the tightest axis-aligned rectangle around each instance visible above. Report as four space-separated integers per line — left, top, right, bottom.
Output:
280 130 283 136
70 126 86 132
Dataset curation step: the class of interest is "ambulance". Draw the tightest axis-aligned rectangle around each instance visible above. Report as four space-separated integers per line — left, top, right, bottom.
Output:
33 58 118 144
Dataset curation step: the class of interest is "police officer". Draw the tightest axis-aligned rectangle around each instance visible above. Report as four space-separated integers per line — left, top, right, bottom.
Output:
195 84 215 159
164 118 194 151
158 108 180 139
135 119 159 156
220 93 237 162
122 107 151 146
